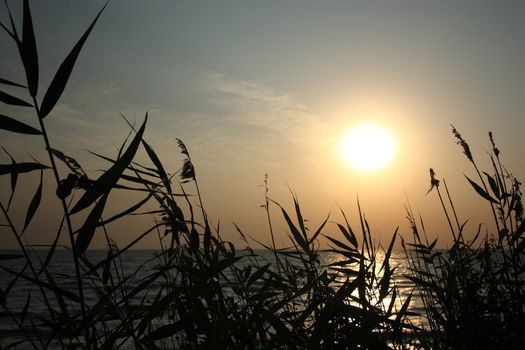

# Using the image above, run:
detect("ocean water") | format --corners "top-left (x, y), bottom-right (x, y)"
top-left (0, 249), bottom-right (420, 348)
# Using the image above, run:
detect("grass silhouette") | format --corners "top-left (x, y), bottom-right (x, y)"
top-left (404, 128), bottom-right (525, 350)
top-left (1, 2), bottom-right (524, 349)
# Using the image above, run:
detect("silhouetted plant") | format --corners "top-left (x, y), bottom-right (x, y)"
top-left (0, 2), bottom-right (414, 349)
top-left (404, 127), bottom-right (525, 350)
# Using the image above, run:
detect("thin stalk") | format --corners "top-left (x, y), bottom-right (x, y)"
top-left (490, 155), bottom-right (512, 230)
top-left (32, 96), bottom-right (91, 349)
top-left (492, 147), bottom-right (510, 218)
top-left (443, 179), bottom-right (461, 232)
top-left (471, 161), bottom-right (501, 233)
top-left (263, 174), bottom-right (282, 275)
top-left (435, 186), bottom-right (456, 242)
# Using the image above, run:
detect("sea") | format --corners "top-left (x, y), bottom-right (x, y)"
top-left (0, 249), bottom-right (421, 348)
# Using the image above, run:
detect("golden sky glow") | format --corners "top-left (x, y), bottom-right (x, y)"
top-left (0, 1), bottom-right (524, 249)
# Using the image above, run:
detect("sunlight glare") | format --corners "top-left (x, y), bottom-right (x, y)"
top-left (340, 123), bottom-right (396, 172)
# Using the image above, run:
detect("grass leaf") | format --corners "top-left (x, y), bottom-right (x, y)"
top-left (395, 292), bottom-right (412, 324)
top-left (1, 147), bottom-right (18, 209)
top-left (99, 193), bottom-right (152, 226)
top-left (0, 77), bottom-right (27, 89)
top-left (89, 150), bottom-right (160, 178)
top-left (484, 172), bottom-right (501, 200)
top-left (0, 162), bottom-right (49, 175)
top-left (142, 140), bottom-right (171, 193)
top-left (382, 228), bottom-right (398, 270)
top-left (21, 0), bottom-right (38, 97)
top-left (20, 293), bottom-right (31, 324)
top-left (0, 114), bottom-right (41, 134)
top-left (308, 213), bottom-right (329, 245)
top-left (339, 208), bottom-right (358, 247)
top-left (0, 90), bottom-right (33, 107)
top-left (279, 205), bottom-right (308, 252)
top-left (39, 1), bottom-right (109, 118)
top-left (324, 235), bottom-right (355, 253)
top-left (74, 193), bottom-right (109, 255)
top-left (465, 175), bottom-right (499, 204)
top-left (3, 0), bottom-right (20, 42)
top-left (70, 114), bottom-right (147, 214)
top-left (22, 169), bottom-right (43, 233)
top-left (336, 223), bottom-right (358, 248)
top-left (0, 254), bottom-right (24, 260)
top-left (39, 215), bottom-right (65, 275)
top-left (292, 194), bottom-right (308, 241)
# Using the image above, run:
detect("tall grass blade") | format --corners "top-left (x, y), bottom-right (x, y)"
top-left (0, 114), bottom-right (41, 134)
top-left (395, 292), bottom-right (412, 324)
top-left (308, 213), bottom-right (329, 245)
top-left (292, 194), bottom-right (308, 241)
top-left (39, 1), bottom-right (109, 118)
top-left (0, 162), bottom-right (49, 175)
top-left (0, 77), bottom-right (26, 88)
top-left (20, 293), bottom-right (31, 324)
top-left (0, 254), bottom-right (24, 260)
top-left (22, 169), bottom-right (43, 233)
top-left (1, 147), bottom-right (18, 209)
top-left (0, 90), bottom-right (33, 107)
top-left (324, 235), bottom-right (355, 253)
top-left (70, 115), bottom-right (146, 214)
top-left (39, 215), bottom-right (65, 274)
top-left (465, 175), bottom-right (499, 204)
top-left (99, 193), bottom-right (153, 226)
top-left (338, 209), bottom-right (358, 247)
top-left (0, 18), bottom-right (15, 39)
top-left (279, 205), bottom-right (308, 252)
top-left (2, 0), bottom-right (19, 39)
top-left (335, 223), bottom-right (357, 248)
top-left (119, 174), bottom-right (158, 187)
top-left (88, 150), bottom-right (160, 178)
top-left (101, 249), bottom-right (112, 285)
top-left (74, 193), bottom-right (109, 255)
top-left (382, 228), bottom-right (398, 270)
top-left (21, 0), bottom-right (38, 97)
top-left (484, 172), bottom-right (501, 200)
top-left (142, 140), bottom-right (171, 193)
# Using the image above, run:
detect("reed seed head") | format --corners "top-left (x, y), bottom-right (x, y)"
top-left (427, 168), bottom-right (440, 194)
top-left (451, 125), bottom-right (473, 162)
top-left (489, 131), bottom-right (500, 158)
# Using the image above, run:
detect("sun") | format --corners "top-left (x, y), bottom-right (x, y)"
top-left (340, 123), bottom-right (396, 172)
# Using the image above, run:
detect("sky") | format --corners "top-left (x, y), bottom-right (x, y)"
top-left (1, 0), bottom-right (524, 250)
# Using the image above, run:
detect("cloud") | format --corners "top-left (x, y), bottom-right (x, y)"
top-left (205, 72), bottom-right (306, 111)
top-left (202, 71), bottom-right (323, 145)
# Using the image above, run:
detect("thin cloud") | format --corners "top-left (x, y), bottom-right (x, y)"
top-left (203, 71), bottom-right (323, 145)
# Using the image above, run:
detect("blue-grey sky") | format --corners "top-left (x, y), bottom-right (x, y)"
top-left (1, 0), bottom-right (524, 248)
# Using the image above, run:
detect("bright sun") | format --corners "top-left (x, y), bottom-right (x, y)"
top-left (340, 123), bottom-right (396, 172)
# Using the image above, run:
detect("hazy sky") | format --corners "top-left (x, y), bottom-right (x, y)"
top-left (1, 0), bottom-right (524, 249)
